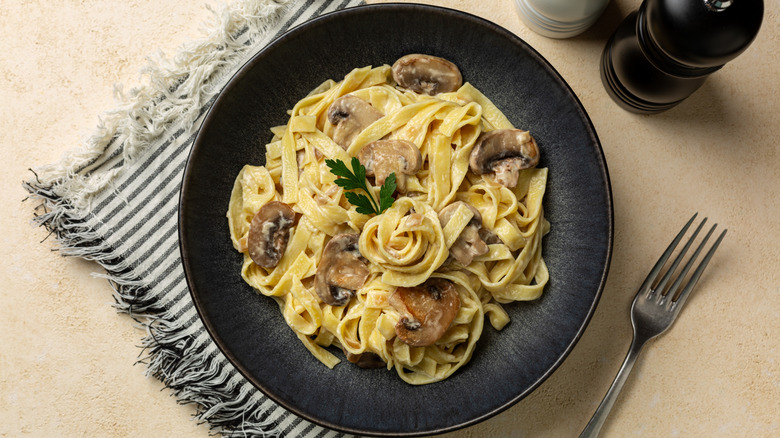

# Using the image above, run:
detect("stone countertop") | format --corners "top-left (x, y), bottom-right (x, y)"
top-left (2, 0), bottom-right (778, 436)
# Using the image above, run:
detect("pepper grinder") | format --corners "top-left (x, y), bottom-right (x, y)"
top-left (601, 0), bottom-right (764, 114)
top-left (515, 0), bottom-right (610, 39)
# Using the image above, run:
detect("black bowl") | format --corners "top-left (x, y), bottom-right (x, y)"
top-left (180, 3), bottom-right (612, 436)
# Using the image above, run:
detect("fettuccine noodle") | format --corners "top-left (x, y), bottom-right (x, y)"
top-left (227, 59), bottom-right (550, 384)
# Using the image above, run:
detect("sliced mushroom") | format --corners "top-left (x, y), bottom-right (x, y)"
top-left (357, 139), bottom-right (422, 193)
top-left (315, 184), bottom-right (340, 206)
top-left (247, 201), bottom-right (296, 268)
top-left (327, 94), bottom-right (383, 149)
top-left (479, 227), bottom-right (503, 245)
top-left (314, 233), bottom-right (370, 306)
top-left (389, 278), bottom-right (461, 347)
top-left (469, 129), bottom-right (540, 188)
top-left (392, 54), bottom-right (463, 96)
top-left (438, 201), bottom-right (489, 266)
top-left (344, 349), bottom-right (386, 369)
top-left (296, 149), bottom-right (306, 176)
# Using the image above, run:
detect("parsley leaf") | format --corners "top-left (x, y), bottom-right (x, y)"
top-left (345, 192), bottom-right (376, 216)
top-left (326, 157), bottom-right (396, 215)
top-left (378, 172), bottom-right (397, 214)
top-left (327, 158), bottom-right (362, 191)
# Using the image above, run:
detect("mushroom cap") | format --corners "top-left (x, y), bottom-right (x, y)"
top-left (438, 201), bottom-right (489, 266)
top-left (344, 350), bottom-right (386, 369)
top-left (479, 227), bottom-right (503, 245)
top-left (314, 233), bottom-right (370, 306)
top-left (391, 54), bottom-right (463, 96)
top-left (247, 201), bottom-right (296, 268)
top-left (358, 139), bottom-right (422, 193)
top-left (327, 94), bottom-right (383, 149)
top-left (438, 201), bottom-right (482, 228)
top-left (389, 278), bottom-right (461, 347)
top-left (468, 129), bottom-right (540, 188)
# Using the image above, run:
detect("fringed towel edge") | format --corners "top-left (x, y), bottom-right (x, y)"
top-left (24, 0), bottom-right (294, 216)
top-left (21, 1), bottom-right (323, 437)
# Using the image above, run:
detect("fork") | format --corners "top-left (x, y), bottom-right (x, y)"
top-left (579, 213), bottom-right (727, 438)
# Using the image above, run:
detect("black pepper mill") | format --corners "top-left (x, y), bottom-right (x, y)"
top-left (601, 0), bottom-right (764, 114)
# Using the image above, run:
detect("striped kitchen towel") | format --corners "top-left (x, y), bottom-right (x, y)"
top-left (23, 1), bottom-right (363, 436)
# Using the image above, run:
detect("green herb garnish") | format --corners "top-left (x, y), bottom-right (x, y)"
top-left (326, 157), bottom-right (396, 215)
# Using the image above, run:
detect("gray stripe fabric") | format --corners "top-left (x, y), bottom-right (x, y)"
top-left (24, 1), bottom-right (365, 436)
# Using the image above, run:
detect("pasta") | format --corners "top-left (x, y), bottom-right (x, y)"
top-left (227, 55), bottom-right (550, 384)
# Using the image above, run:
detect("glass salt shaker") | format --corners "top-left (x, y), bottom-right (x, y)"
top-left (515, 0), bottom-right (611, 39)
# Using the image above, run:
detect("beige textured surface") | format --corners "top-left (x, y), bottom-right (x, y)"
top-left (2, 0), bottom-right (778, 436)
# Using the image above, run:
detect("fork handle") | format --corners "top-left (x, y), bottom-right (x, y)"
top-left (579, 335), bottom-right (648, 438)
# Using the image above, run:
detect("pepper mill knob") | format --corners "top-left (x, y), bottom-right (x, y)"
top-left (705, 0), bottom-right (734, 11)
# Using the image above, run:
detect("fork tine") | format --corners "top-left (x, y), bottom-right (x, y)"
top-left (654, 217), bottom-right (707, 298)
top-left (670, 227), bottom-right (727, 310)
top-left (665, 223), bottom-right (716, 303)
top-left (639, 213), bottom-right (698, 295)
